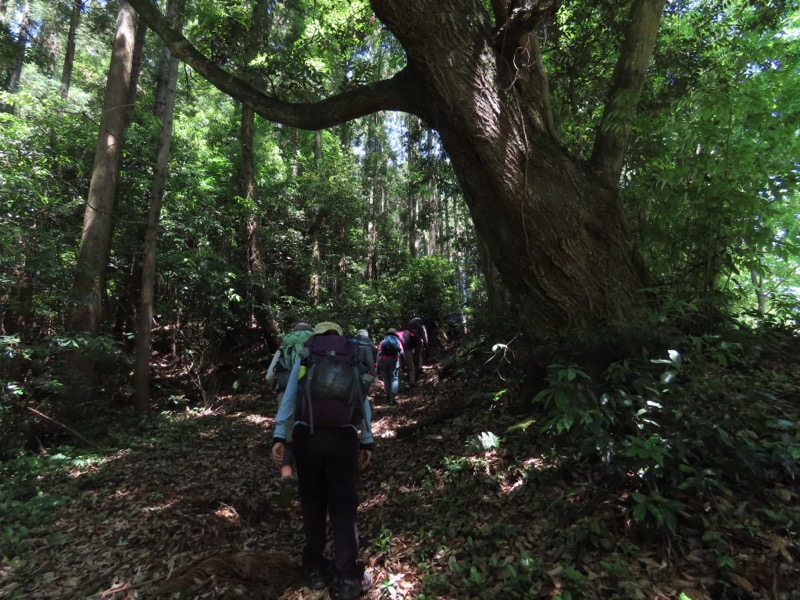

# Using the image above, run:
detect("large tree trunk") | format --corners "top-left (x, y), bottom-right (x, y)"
top-left (128, 0), bottom-right (666, 336)
top-left (134, 0), bottom-right (184, 414)
top-left (370, 0), bottom-right (662, 333)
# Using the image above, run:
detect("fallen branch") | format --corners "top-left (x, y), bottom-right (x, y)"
top-left (26, 406), bottom-right (94, 447)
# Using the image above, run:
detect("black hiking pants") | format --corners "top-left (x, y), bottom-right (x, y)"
top-left (293, 424), bottom-right (362, 580)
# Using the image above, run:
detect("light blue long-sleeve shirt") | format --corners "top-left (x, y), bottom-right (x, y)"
top-left (273, 352), bottom-right (374, 446)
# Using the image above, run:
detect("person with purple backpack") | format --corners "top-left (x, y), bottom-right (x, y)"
top-left (271, 321), bottom-right (374, 599)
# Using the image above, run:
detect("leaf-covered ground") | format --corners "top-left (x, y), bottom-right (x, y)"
top-left (2, 342), bottom-right (799, 600)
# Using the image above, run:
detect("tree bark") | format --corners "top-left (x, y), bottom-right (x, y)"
top-left (128, 0), bottom-right (666, 336)
top-left (407, 114), bottom-right (420, 259)
top-left (69, 1), bottom-right (138, 336)
top-left (589, 0), bottom-right (666, 188)
top-left (2, 0), bottom-right (28, 106)
top-left (60, 0), bottom-right (84, 99)
top-left (134, 0), bottom-right (184, 414)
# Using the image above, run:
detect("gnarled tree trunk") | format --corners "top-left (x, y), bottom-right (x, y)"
top-left (128, 0), bottom-right (666, 337)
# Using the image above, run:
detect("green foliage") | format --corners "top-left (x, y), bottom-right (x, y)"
top-left (0, 449), bottom-right (99, 559)
top-left (0, 86), bottom-right (93, 336)
top-left (385, 255), bottom-right (461, 324)
top-left (416, 523), bottom-right (544, 599)
top-left (524, 363), bottom-right (612, 446)
top-left (627, 1), bottom-right (800, 319)
top-left (464, 431), bottom-right (501, 455)
top-left (1, 333), bottom-right (128, 400)
top-left (514, 323), bottom-right (800, 537)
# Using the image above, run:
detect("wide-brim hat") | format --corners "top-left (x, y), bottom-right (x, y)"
top-left (313, 321), bottom-right (343, 336)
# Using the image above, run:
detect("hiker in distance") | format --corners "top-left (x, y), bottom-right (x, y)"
top-left (265, 322), bottom-right (314, 507)
top-left (376, 328), bottom-right (404, 405)
top-left (271, 321), bottom-right (375, 599)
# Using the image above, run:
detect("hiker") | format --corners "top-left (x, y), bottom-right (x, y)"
top-left (271, 321), bottom-right (374, 599)
top-left (396, 328), bottom-right (416, 385)
top-left (407, 316), bottom-right (428, 372)
top-left (265, 322), bottom-right (314, 506)
top-left (353, 329), bottom-right (377, 381)
top-left (446, 310), bottom-right (466, 340)
top-left (376, 328), bottom-right (404, 404)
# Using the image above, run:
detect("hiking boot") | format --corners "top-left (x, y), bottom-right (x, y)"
top-left (336, 570), bottom-right (373, 599)
top-left (305, 567), bottom-right (327, 591)
top-left (277, 475), bottom-right (297, 508)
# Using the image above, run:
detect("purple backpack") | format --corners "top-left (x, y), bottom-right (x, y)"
top-left (299, 335), bottom-right (365, 428)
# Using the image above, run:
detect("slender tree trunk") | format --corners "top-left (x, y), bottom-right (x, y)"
top-left (751, 270), bottom-right (767, 314)
top-left (428, 189), bottom-right (437, 256)
top-left (310, 237), bottom-right (322, 305)
top-left (14, 263), bottom-right (33, 335)
top-left (67, 2), bottom-right (138, 396)
top-left (444, 194), bottom-right (451, 263)
top-left (240, 103), bottom-right (281, 345)
top-left (309, 131), bottom-right (323, 303)
top-left (69, 1), bottom-right (137, 336)
top-left (134, 0), bottom-right (184, 414)
top-left (60, 0), bottom-right (83, 99)
top-left (407, 115), bottom-right (420, 258)
top-left (241, 106), bottom-right (261, 275)
top-left (364, 112), bottom-right (382, 279)
top-left (109, 18), bottom-right (147, 338)
top-left (366, 184), bottom-right (378, 280)
top-left (454, 203), bottom-right (463, 300)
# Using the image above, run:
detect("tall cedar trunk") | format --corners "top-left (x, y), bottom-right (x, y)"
top-left (365, 112), bottom-right (381, 279)
top-left (424, 127), bottom-right (436, 256)
top-left (241, 103), bottom-right (281, 345)
top-left (309, 130), bottom-right (323, 304)
top-left (241, 106), bottom-right (261, 276)
top-left (407, 115), bottom-right (419, 258)
top-left (110, 18), bottom-right (148, 339)
top-left (366, 184), bottom-right (378, 280)
top-left (60, 0), bottom-right (83, 99)
top-left (428, 189), bottom-right (437, 255)
top-left (128, 0), bottom-right (666, 336)
top-left (134, 0), bottom-right (184, 414)
top-left (454, 203), bottom-right (463, 300)
top-left (69, 1), bottom-right (137, 336)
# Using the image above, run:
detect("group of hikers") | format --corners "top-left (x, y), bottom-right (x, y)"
top-left (264, 317), bottom-right (430, 599)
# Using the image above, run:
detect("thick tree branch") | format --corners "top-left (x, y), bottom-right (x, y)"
top-left (127, 0), bottom-right (426, 129)
top-left (589, 0), bottom-right (666, 188)
top-left (491, 0), bottom-right (558, 53)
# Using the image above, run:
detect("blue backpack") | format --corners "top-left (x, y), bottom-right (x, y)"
top-left (380, 334), bottom-right (401, 357)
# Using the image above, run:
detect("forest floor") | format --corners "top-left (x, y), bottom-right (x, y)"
top-left (2, 339), bottom-right (800, 600)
